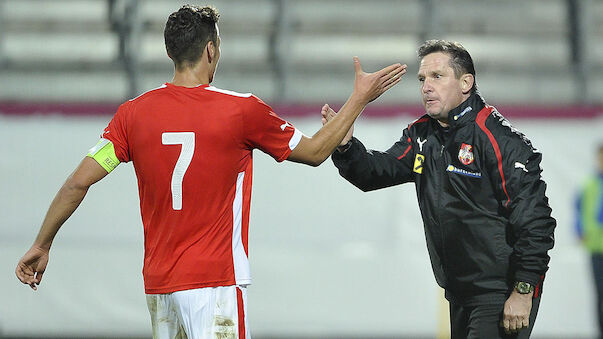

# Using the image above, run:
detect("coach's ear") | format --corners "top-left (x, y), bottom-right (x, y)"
top-left (460, 73), bottom-right (474, 94)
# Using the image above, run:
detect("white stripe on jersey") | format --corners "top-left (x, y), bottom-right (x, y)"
top-left (205, 86), bottom-right (253, 98)
top-left (289, 128), bottom-right (303, 151)
top-left (232, 172), bottom-right (251, 285)
top-left (129, 84), bottom-right (167, 101)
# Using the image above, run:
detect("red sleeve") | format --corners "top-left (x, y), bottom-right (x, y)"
top-left (101, 101), bottom-right (131, 162)
top-left (242, 95), bottom-right (301, 162)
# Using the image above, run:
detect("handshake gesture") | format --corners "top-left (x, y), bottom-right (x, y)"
top-left (319, 56), bottom-right (406, 147)
top-left (287, 56), bottom-right (406, 165)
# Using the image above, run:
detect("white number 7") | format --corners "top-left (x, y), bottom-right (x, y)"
top-left (162, 132), bottom-right (195, 210)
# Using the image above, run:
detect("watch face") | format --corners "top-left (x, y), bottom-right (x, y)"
top-left (516, 282), bottom-right (531, 294)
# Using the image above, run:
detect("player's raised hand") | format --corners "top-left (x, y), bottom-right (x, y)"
top-left (321, 104), bottom-right (353, 146)
top-left (352, 57), bottom-right (407, 104)
top-left (16, 246), bottom-right (49, 291)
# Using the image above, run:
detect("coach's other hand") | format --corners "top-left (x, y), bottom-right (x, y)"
top-left (500, 290), bottom-right (533, 334)
top-left (321, 104), bottom-right (354, 146)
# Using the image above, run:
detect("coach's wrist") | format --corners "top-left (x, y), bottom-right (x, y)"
top-left (336, 139), bottom-right (353, 153)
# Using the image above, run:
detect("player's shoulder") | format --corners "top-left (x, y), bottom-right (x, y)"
top-left (205, 86), bottom-right (271, 113)
top-left (105, 84), bottom-right (169, 120)
top-left (128, 84), bottom-right (169, 103)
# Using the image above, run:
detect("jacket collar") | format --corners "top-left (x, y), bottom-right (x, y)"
top-left (444, 92), bottom-right (486, 129)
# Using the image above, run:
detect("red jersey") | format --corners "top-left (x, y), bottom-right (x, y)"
top-left (102, 83), bottom-right (301, 294)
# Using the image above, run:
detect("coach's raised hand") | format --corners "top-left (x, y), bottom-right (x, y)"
top-left (321, 104), bottom-right (354, 147)
top-left (352, 56), bottom-right (407, 104)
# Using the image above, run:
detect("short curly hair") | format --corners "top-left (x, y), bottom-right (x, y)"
top-left (164, 5), bottom-right (220, 70)
top-left (418, 39), bottom-right (477, 93)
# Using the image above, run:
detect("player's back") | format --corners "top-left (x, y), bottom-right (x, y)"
top-left (103, 83), bottom-right (298, 293)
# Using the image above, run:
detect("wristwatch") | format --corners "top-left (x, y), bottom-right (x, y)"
top-left (514, 281), bottom-right (534, 294)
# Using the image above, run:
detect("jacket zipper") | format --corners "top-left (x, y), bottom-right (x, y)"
top-left (436, 141), bottom-right (447, 275)
top-left (437, 128), bottom-right (454, 282)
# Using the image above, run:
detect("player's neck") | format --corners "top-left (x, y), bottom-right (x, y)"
top-left (171, 64), bottom-right (211, 88)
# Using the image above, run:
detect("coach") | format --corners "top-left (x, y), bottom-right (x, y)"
top-left (323, 40), bottom-right (555, 338)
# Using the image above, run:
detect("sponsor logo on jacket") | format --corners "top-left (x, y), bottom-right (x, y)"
top-left (446, 165), bottom-right (482, 178)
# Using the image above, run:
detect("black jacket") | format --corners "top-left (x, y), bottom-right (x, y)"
top-left (332, 93), bottom-right (555, 305)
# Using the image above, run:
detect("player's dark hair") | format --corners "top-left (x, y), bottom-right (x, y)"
top-left (164, 5), bottom-right (220, 70)
top-left (418, 39), bottom-right (477, 93)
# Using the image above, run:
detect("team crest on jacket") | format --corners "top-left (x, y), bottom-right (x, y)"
top-left (458, 143), bottom-right (474, 165)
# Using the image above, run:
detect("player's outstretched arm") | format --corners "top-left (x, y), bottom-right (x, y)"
top-left (287, 57), bottom-right (407, 166)
top-left (16, 157), bottom-right (108, 290)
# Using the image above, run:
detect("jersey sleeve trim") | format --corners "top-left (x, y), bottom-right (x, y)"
top-left (87, 138), bottom-right (120, 173)
top-left (289, 128), bottom-right (303, 151)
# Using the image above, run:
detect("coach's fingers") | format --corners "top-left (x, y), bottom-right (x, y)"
top-left (322, 104), bottom-right (338, 121)
top-left (502, 318), bottom-right (510, 334)
top-left (509, 317), bottom-right (518, 333)
top-left (522, 317), bottom-right (529, 329)
top-left (322, 104), bottom-right (335, 119)
top-left (320, 104), bottom-right (329, 118)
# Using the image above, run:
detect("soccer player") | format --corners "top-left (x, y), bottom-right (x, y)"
top-left (15, 5), bottom-right (406, 339)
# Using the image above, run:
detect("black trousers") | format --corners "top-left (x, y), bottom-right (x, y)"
top-left (592, 253), bottom-right (603, 336)
top-left (449, 296), bottom-right (541, 339)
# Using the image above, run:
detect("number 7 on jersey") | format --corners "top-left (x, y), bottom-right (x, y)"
top-left (162, 132), bottom-right (195, 210)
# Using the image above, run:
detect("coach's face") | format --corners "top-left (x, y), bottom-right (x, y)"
top-left (418, 52), bottom-right (472, 125)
